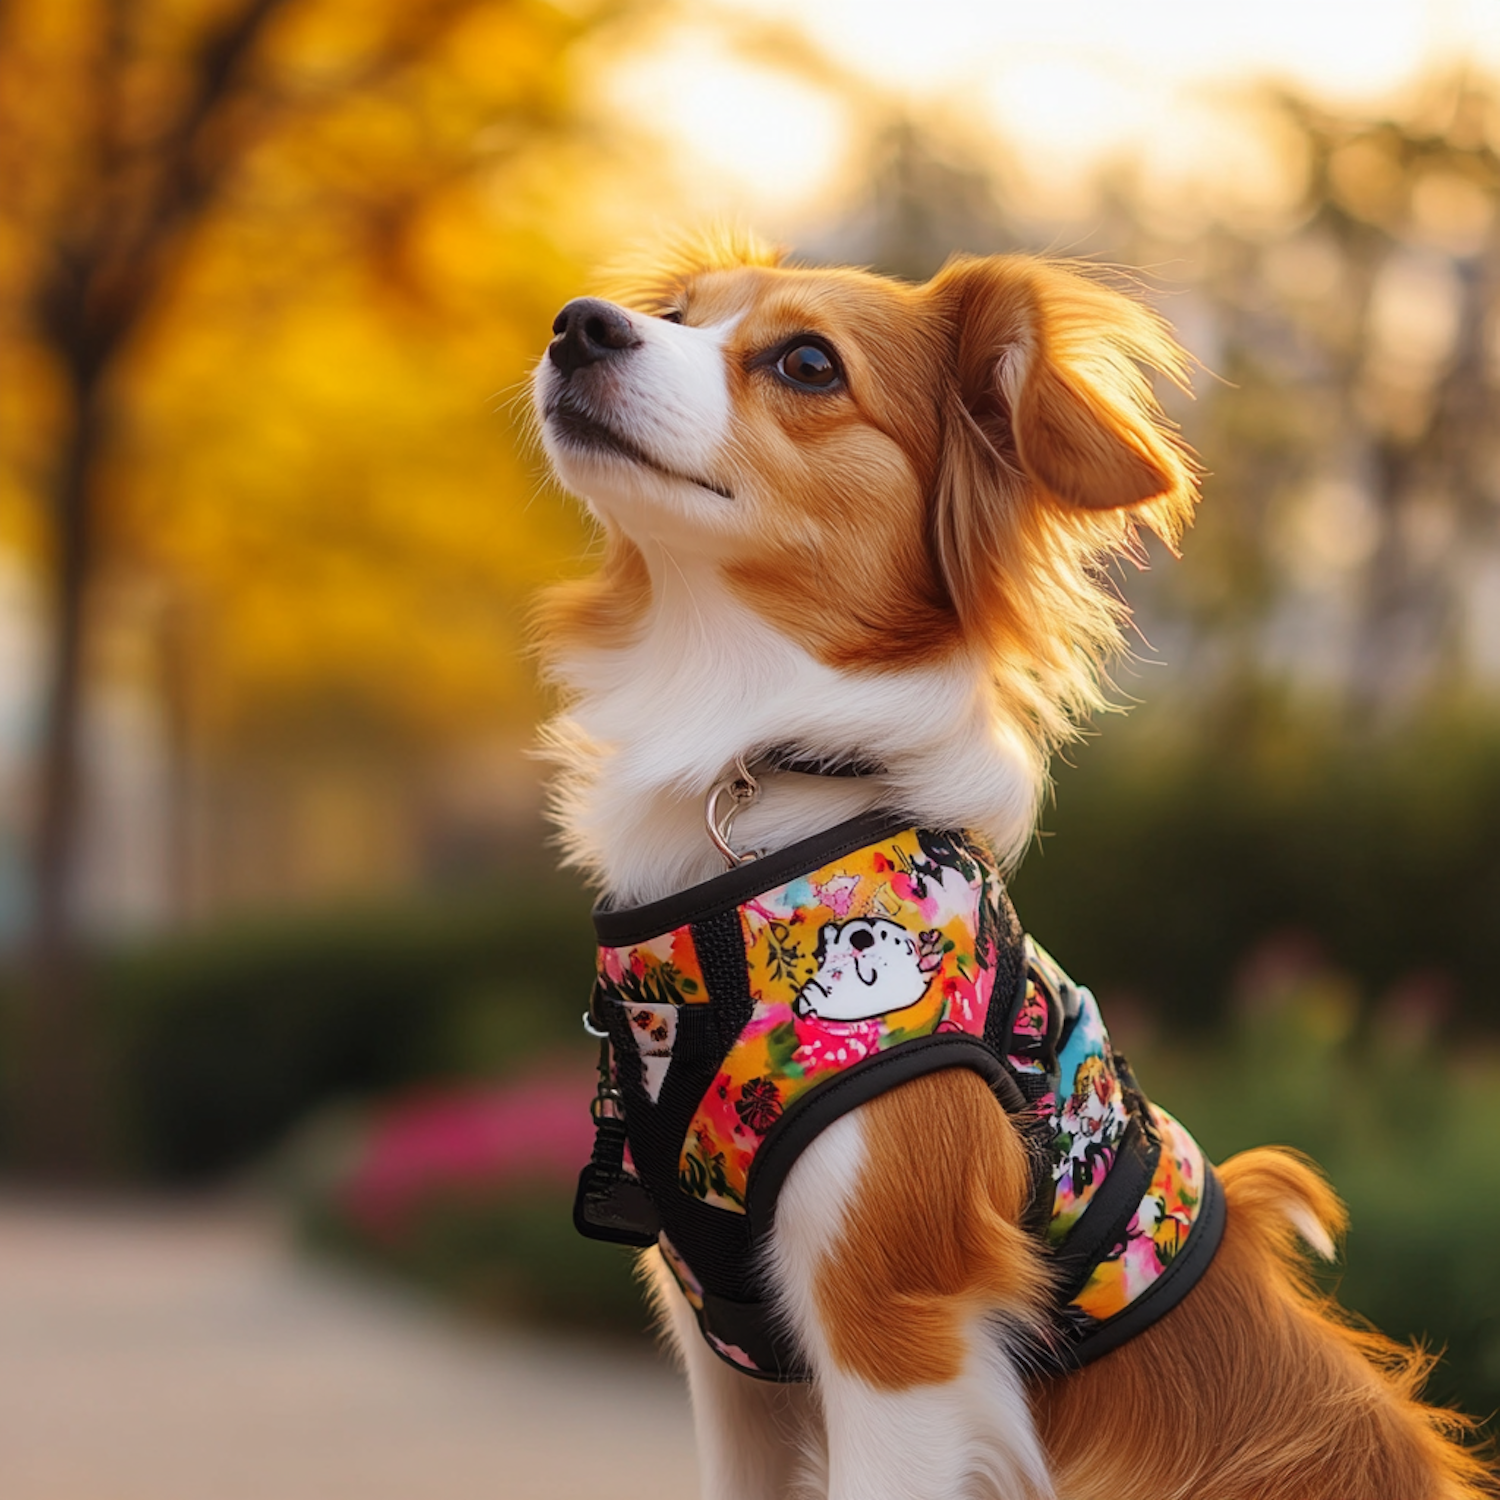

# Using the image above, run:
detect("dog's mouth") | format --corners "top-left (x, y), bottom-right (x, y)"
top-left (544, 399), bottom-right (734, 501)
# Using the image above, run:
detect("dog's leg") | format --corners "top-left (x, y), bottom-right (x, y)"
top-left (768, 1072), bottom-right (1054, 1500)
top-left (646, 1250), bottom-right (815, 1500)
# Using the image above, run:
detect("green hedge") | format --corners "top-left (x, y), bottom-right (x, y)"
top-left (1131, 991), bottom-right (1500, 1432)
top-left (95, 872), bottom-right (596, 1179)
top-left (1009, 701), bottom-right (1500, 1034)
top-left (290, 984), bottom-right (1500, 1434)
top-left (36, 701), bottom-right (1497, 1183)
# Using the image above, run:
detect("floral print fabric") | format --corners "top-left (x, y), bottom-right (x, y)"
top-left (1017, 942), bottom-right (1210, 1328)
top-left (597, 927), bottom-right (705, 1102)
top-left (680, 828), bottom-right (1005, 1211)
top-left (1029, 941), bottom-right (1132, 1242)
top-left (1072, 1107), bottom-right (1207, 1323)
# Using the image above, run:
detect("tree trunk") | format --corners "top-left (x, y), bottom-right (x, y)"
top-left (13, 378), bottom-right (105, 1177)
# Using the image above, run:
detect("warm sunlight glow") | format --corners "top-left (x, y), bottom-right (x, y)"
top-left (650, 0), bottom-right (1500, 223)
top-left (610, 31), bottom-right (847, 218)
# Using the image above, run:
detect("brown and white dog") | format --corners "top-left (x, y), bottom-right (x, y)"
top-left (531, 232), bottom-right (1491, 1500)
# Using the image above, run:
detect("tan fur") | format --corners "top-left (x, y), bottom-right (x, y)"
top-left (929, 257), bottom-right (1199, 748)
top-left (531, 527), bottom-right (651, 657)
top-left (594, 224), bottom-right (788, 315)
top-left (814, 1070), bottom-right (1050, 1389)
top-left (824, 1086), bottom-right (1493, 1496)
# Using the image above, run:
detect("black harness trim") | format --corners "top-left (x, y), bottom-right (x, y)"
top-left (594, 809), bottom-right (913, 948)
top-left (1055, 1162), bottom-right (1226, 1371)
top-left (746, 1034), bottom-right (1032, 1245)
top-left (1045, 1112), bottom-right (1160, 1304)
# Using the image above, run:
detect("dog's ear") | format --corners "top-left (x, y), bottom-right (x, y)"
top-left (923, 257), bottom-right (1201, 744)
top-left (932, 255), bottom-right (1198, 518)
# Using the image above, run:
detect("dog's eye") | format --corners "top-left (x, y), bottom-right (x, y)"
top-left (659, 309), bottom-right (684, 324)
top-left (775, 341), bottom-right (841, 390)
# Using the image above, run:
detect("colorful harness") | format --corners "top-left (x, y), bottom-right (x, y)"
top-left (574, 809), bottom-right (1224, 1380)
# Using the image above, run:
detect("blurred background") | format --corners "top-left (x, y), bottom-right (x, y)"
top-left (1, 0), bottom-right (1499, 1492)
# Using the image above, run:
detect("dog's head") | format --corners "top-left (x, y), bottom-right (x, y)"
top-left (533, 231), bottom-right (1199, 751)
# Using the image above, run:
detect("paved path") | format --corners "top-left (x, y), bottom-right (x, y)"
top-left (0, 1197), bottom-right (699, 1500)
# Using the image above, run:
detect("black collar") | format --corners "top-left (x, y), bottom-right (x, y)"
top-left (755, 745), bottom-right (886, 779)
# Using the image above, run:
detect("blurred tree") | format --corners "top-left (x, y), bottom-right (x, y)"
top-left (0, 0), bottom-right (651, 1173)
top-left (822, 115), bottom-right (1018, 282)
top-left (1124, 80), bottom-right (1500, 716)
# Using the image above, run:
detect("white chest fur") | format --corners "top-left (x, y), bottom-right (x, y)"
top-left (543, 543), bottom-right (1044, 905)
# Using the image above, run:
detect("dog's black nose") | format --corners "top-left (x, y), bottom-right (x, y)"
top-left (849, 928), bottom-right (875, 951)
top-left (548, 298), bottom-right (639, 378)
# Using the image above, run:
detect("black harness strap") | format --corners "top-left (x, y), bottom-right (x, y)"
top-left (745, 1033), bottom-right (1032, 1246)
top-left (1043, 1112), bottom-right (1161, 1305)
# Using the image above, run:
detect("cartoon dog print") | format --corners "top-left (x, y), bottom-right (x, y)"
top-left (793, 918), bottom-right (944, 1022)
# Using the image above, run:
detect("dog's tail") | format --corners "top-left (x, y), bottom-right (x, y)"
top-left (1221, 1144), bottom-right (1345, 1263)
top-left (1219, 1146), bottom-right (1498, 1499)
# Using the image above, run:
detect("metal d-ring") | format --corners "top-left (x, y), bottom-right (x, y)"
top-left (583, 1007), bottom-right (623, 1120)
top-left (705, 754), bottom-right (761, 868)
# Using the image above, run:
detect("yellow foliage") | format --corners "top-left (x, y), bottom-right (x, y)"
top-left (0, 0), bottom-right (654, 750)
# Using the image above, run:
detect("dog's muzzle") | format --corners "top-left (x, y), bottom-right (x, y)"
top-left (547, 297), bottom-right (640, 379)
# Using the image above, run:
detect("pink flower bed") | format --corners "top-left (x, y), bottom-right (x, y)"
top-left (341, 1067), bottom-right (595, 1239)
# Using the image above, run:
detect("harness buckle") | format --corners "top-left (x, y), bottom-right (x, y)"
top-left (705, 754), bottom-right (762, 868)
top-left (590, 1087), bottom-right (624, 1121)
top-left (575, 1001), bottom-right (659, 1247)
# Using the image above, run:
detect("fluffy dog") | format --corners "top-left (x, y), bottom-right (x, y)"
top-left (532, 231), bottom-right (1491, 1500)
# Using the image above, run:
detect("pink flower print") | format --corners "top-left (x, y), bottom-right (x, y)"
top-left (1013, 984), bottom-right (1047, 1040)
top-left (916, 929), bottom-right (944, 973)
top-left (889, 872), bottom-right (943, 924)
top-left (815, 874), bottom-right (861, 918)
top-left (707, 1334), bottom-right (763, 1373)
top-left (938, 966), bottom-right (982, 1029)
top-left (792, 1016), bottom-right (882, 1071)
top-left (1120, 1196), bottom-right (1173, 1280)
top-left (1007, 981), bottom-right (1050, 1074)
